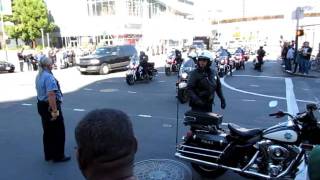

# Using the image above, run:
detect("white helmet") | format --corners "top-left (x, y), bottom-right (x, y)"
top-left (197, 50), bottom-right (213, 61)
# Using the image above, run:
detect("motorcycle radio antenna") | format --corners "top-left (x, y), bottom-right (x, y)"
top-left (175, 64), bottom-right (181, 146)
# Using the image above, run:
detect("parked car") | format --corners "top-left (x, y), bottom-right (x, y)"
top-left (0, 61), bottom-right (15, 73)
top-left (78, 45), bottom-right (137, 75)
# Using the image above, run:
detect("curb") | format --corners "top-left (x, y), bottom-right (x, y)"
top-left (282, 69), bottom-right (320, 78)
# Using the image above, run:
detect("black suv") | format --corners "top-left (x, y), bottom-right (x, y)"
top-left (78, 45), bottom-right (137, 75)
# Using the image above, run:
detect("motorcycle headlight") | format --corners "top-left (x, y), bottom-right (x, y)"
top-left (181, 72), bottom-right (188, 79)
top-left (89, 59), bottom-right (100, 64)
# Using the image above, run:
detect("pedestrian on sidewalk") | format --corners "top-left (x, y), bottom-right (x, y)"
top-left (281, 41), bottom-right (289, 66)
top-left (299, 41), bottom-right (313, 75)
top-left (75, 109), bottom-right (137, 180)
top-left (35, 56), bottom-right (70, 163)
top-left (286, 45), bottom-right (295, 71)
top-left (17, 48), bottom-right (24, 72)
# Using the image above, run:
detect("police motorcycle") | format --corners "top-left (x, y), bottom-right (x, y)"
top-left (175, 102), bottom-right (320, 179)
top-left (176, 54), bottom-right (197, 103)
top-left (165, 49), bottom-right (182, 76)
top-left (232, 48), bottom-right (246, 70)
top-left (215, 50), bottom-right (233, 77)
top-left (126, 53), bottom-right (157, 85)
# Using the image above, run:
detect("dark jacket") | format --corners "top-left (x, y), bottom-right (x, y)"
top-left (187, 67), bottom-right (224, 109)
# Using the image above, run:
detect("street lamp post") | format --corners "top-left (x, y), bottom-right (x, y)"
top-left (294, 7), bottom-right (303, 65)
top-left (0, 0), bottom-right (8, 61)
top-left (40, 28), bottom-right (44, 49)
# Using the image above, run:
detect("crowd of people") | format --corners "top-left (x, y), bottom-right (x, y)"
top-left (16, 47), bottom-right (91, 72)
top-left (281, 40), bottom-right (315, 75)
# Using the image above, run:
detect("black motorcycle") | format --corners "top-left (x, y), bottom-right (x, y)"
top-left (176, 57), bottom-right (196, 103)
top-left (165, 50), bottom-right (182, 76)
top-left (126, 56), bottom-right (157, 85)
top-left (176, 103), bottom-right (320, 179)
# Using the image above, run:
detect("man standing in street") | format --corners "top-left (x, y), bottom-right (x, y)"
top-left (17, 48), bottom-right (24, 72)
top-left (35, 56), bottom-right (70, 163)
top-left (187, 51), bottom-right (226, 112)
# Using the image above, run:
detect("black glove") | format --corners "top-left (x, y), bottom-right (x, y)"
top-left (221, 99), bottom-right (226, 109)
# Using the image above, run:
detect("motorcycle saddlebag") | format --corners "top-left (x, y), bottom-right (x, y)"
top-left (184, 110), bottom-right (223, 126)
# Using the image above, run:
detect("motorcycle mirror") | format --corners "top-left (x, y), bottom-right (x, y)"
top-left (268, 100), bottom-right (278, 108)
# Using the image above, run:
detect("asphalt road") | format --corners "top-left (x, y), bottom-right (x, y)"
top-left (0, 58), bottom-right (319, 180)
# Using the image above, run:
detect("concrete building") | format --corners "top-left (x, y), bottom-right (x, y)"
top-left (45, 0), bottom-right (197, 49)
top-left (200, 0), bottom-right (320, 55)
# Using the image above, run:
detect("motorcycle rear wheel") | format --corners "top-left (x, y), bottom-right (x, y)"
top-left (191, 163), bottom-right (227, 178)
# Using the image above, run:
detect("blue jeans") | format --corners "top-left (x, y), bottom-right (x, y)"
top-left (301, 59), bottom-right (310, 74)
top-left (298, 57), bottom-right (304, 73)
top-left (284, 58), bottom-right (292, 70)
top-left (305, 59), bottom-right (310, 74)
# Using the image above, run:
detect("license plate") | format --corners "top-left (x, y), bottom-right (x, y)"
top-left (5, 67), bottom-right (10, 70)
top-left (79, 68), bottom-right (86, 72)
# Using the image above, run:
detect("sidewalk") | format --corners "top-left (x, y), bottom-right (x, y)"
top-left (282, 65), bottom-right (320, 78)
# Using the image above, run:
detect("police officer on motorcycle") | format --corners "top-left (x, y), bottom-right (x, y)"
top-left (187, 51), bottom-right (226, 112)
top-left (139, 51), bottom-right (149, 77)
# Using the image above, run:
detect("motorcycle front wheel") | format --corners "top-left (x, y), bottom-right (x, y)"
top-left (165, 67), bottom-right (171, 76)
top-left (177, 89), bottom-right (189, 103)
top-left (126, 74), bottom-right (135, 85)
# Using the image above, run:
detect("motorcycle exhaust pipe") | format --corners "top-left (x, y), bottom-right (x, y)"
top-left (175, 152), bottom-right (272, 179)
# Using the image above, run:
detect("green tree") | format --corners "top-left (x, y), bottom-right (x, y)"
top-left (5, 0), bottom-right (55, 48)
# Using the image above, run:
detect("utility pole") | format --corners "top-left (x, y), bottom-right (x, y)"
top-left (40, 28), bottom-right (45, 49)
top-left (0, 0), bottom-right (8, 61)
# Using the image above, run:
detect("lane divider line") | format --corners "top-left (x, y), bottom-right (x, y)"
top-left (241, 99), bottom-right (257, 102)
top-left (21, 103), bottom-right (32, 106)
top-left (138, 114), bottom-right (152, 118)
top-left (73, 109), bottom-right (86, 112)
top-left (285, 78), bottom-right (299, 119)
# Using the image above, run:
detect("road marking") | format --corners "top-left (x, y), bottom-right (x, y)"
top-left (128, 91), bottom-right (137, 94)
top-left (158, 81), bottom-right (166, 83)
top-left (241, 99), bottom-right (257, 102)
top-left (250, 85), bottom-right (260, 87)
top-left (73, 109), bottom-right (86, 112)
top-left (233, 75), bottom-right (284, 79)
top-left (285, 78), bottom-right (299, 119)
top-left (221, 76), bottom-right (316, 104)
top-left (302, 88), bottom-right (310, 91)
top-left (162, 124), bottom-right (173, 128)
top-left (158, 72), bottom-right (165, 74)
top-left (83, 88), bottom-right (93, 91)
top-left (99, 89), bottom-right (119, 93)
top-left (21, 103), bottom-right (32, 106)
top-left (221, 77), bottom-right (286, 100)
top-left (138, 114), bottom-right (152, 118)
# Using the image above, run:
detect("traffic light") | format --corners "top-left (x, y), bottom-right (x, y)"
top-left (296, 29), bottom-right (304, 36)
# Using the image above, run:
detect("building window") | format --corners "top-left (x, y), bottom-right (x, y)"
top-left (87, 0), bottom-right (115, 16)
top-left (127, 0), bottom-right (143, 17)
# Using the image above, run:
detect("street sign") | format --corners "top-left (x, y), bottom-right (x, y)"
top-left (292, 7), bottom-right (304, 20)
